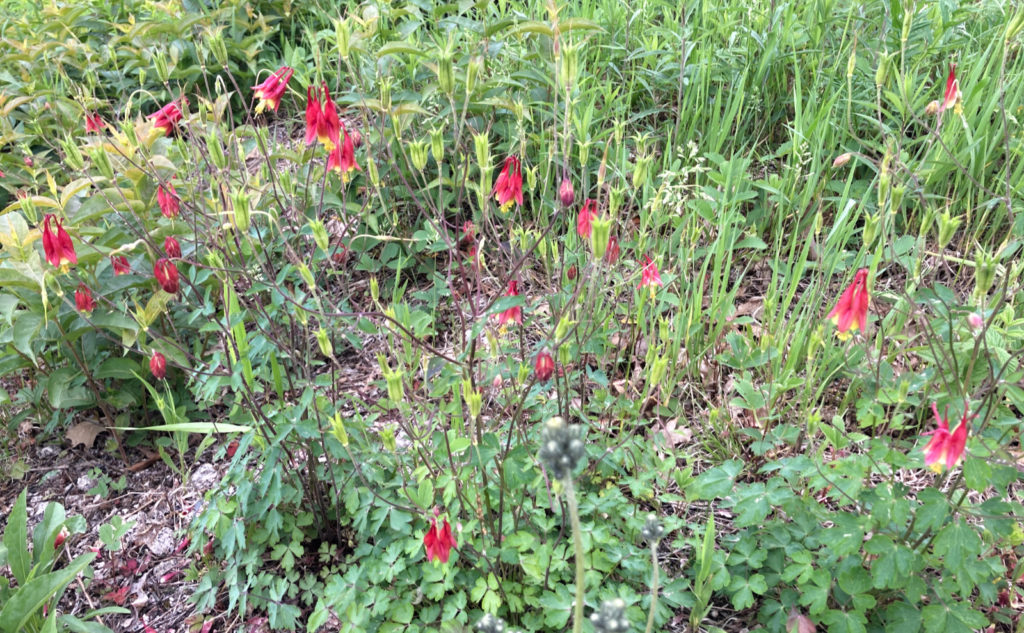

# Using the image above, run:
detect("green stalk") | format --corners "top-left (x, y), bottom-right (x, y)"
top-left (565, 477), bottom-right (585, 633)
top-left (644, 541), bottom-right (660, 633)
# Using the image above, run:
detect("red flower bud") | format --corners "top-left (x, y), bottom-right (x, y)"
top-left (164, 236), bottom-right (181, 259)
top-left (226, 440), bottom-right (239, 458)
top-left (535, 348), bottom-right (555, 382)
top-left (54, 528), bottom-right (68, 549)
top-left (567, 265), bottom-right (577, 281)
top-left (153, 257), bottom-right (179, 294)
top-left (150, 351), bottom-right (167, 380)
top-left (559, 177), bottom-right (574, 207)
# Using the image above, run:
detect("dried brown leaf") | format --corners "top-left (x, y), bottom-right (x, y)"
top-left (67, 421), bottom-right (105, 448)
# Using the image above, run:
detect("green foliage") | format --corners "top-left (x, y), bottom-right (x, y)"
top-left (2, 0), bottom-right (1023, 630)
top-left (0, 489), bottom-right (127, 633)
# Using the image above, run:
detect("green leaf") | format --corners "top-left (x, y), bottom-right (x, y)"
top-left (12, 312), bottom-right (42, 362)
top-left (921, 603), bottom-right (988, 633)
top-left (47, 367), bottom-right (93, 409)
top-left (3, 489), bottom-right (29, 585)
top-left (820, 609), bottom-right (867, 633)
top-left (933, 520), bottom-right (982, 572)
top-left (688, 460), bottom-right (743, 500)
top-left (0, 552), bottom-right (96, 632)
top-left (883, 602), bottom-right (921, 632)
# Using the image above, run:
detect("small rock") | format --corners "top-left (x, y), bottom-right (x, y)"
top-left (189, 463), bottom-right (219, 491)
top-left (77, 474), bottom-right (96, 492)
top-left (38, 445), bottom-right (59, 459)
top-left (145, 527), bottom-right (176, 557)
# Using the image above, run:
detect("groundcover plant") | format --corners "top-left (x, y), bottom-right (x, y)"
top-left (1, 0), bottom-right (1023, 632)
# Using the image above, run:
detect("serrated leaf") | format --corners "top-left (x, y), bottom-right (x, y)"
top-left (688, 460), bottom-right (743, 500)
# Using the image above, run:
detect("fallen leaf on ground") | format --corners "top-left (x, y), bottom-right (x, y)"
top-left (67, 421), bottom-right (105, 448)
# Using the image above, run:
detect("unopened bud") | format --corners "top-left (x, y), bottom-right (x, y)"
top-left (335, 18), bottom-right (351, 60)
top-left (430, 127), bottom-right (445, 164)
top-left (863, 212), bottom-right (880, 247)
top-left (937, 210), bottom-right (960, 249)
top-left (463, 380), bottom-right (482, 419)
top-left (590, 217), bottom-right (612, 260)
top-left (316, 327), bottom-right (333, 357)
top-left (832, 152), bottom-right (852, 168)
top-left (331, 412), bottom-right (349, 446)
top-left (559, 177), bottom-right (575, 207)
top-left (967, 312), bottom-right (984, 331)
top-left (437, 54), bottom-right (454, 95)
top-left (554, 314), bottom-right (573, 342)
top-left (309, 219), bottom-right (329, 253)
top-left (409, 140), bottom-right (429, 171)
top-left (925, 100), bottom-right (940, 117)
top-left (535, 348), bottom-right (555, 382)
top-left (974, 248), bottom-right (997, 298)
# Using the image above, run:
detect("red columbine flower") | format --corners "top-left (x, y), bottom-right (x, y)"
top-left (304, 83), bottom-right (341, 150)
top-left (157, 182), bottom-right (180, 219)
top-left (535, 348), bottom-right (555, 382)
top-left (111, 255), bottom-right (130, 275)
top-left (559, 176), bottom-right (575, 207)
top-left (496, 280), bottom-right (523, 326)
top-left (252, 66), bottom-right (294, 115)
top-left (492, 156), bottom-right (523, 213)
top-left (150, 351), bottom-right (167, 380)
top-left (922, 403), bottom-right (970, 472)
top-left (826, 268), bottom-right (870, 340)
top-left (327, 125), bottom-right (361, 181)
top-left (577, 199), bottom-right (598, 238)
top-left (85, 112), bottom-right (105, 133)
top-left (149, 99), bottom-right (184, 137)
top-left (75, 283), bottom-right (95, 314)
top-left (153, 258), bottom-right (179, 294)
top-left (41, 214), bottom-right (77, 271)
top-left (423, 517), bottom-right (456, 564)
top-left (639, 255), bottom-right (663, 297)
top-left (605, 235), bottom-right (620, 264)
top-left (939, 63), bottom-right (961, 114)
top-left (164, 236), bottom-right (181, 259)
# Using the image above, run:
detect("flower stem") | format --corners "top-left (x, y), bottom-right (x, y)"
top-left (645, 541), bottom-right (660, 633)
top-left (565, 477), bottom-right (585, 633)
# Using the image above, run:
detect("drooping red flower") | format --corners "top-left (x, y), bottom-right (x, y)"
top-left (559, 176), bottom-right (575, 207)
top-left (304, 83), bottom-right (342, 150)
top-left (157, 182), bottom-right (180, 219)
top-left (605, 235), bottom-right (620, 265)
top-left (164, 236), bottom-right (181, 258)
top-left (535, 348), bottom-right (555, 382)
top-left (252, 66), bottom-right (294, 114)
top-left (327, 124), bottom-right (361, 181)
top-left (85, 112), bottom-right (106, 133)
top-left (75, 283), bottom-right (95, 314)
top-left (639, 255), bottom-right (663, 297)
top-left (577, 199), bottom-right (598, 238)
top-left (153, 257), bottom-right (179, 294)
top-left (923, 403), bottom-right (970, 472)
top-left (149, 99), bottom-right (184, 136)
top-left (423, 517), bottom-right (456, 564)
top-left (41, 214), bottom-right (77, 271)
top-left (496, 280), bottom-right (523, 326)
top-left (111, 255), bottom-right (131, 275)
top-left (150, 351), bottom-right (167, 380)
top-left (939, 63), bottom-right (960, 114)
top-left (491, 156), bottom-right (523, 212)
top-left (826, 268), bottom-right (870, 340)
